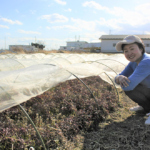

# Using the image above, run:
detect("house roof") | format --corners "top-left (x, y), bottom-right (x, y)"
top-left (99, 35), bottom-right (150, 40)
top-left (67, 41), bottom-right (88, 43)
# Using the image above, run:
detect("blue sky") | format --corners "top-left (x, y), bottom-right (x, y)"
top-left (0, 0), bottom-right (150, 50)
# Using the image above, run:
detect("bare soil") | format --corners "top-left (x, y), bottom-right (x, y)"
top-left (82, 91), bottom-right (150, 150)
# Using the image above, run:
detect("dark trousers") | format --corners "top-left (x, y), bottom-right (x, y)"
top-left (125, 84), bottom-right (150, 113)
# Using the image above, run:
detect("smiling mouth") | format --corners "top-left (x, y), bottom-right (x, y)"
top-left (129, 56), bottom-right (134, 59)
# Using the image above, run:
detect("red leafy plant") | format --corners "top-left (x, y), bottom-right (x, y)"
top-left (0, 76), bottom-right (119, 149)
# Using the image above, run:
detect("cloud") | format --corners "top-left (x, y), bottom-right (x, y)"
top-left (83, 1), bottom-right (150, 27)
top-left (71, 18), bottom-right (96, 31)
top-left (64, 8), bottom-right (72, 12)
top-left (18, 29), bottom-right (41, 35)
top-left (0, 18), bottom-right (23, 25)
top-left (82, 31), bottom-right (106, 42)
top-left (0, 25), bottom-right (9, 29)
top-left (135, 3), bottom-right (150, 15)
top-left (30, 10), bottom-right (37, 14)
top-left (110, 6), bottom-right (150, 26)
top-left (54, 0), bottom-right (66, 5)
top-left (47, 25), bottom-right (79, 31)
top-left (97, 18), bottom-right (122, 30)
top-left (46, 18), bottom-right (104, 32)
top-left (46, 18), bottom-right (97, 32)
top-left (41, 13), bottom-right (68, 23)
top-left (82, 1), bottom-right (109, 11)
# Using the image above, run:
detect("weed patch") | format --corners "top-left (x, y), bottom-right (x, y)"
top-left (0, 76), bottom-right (119, 149)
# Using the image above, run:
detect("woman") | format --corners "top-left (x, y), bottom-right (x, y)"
top-left (115, 35), bottom-right (150, 125)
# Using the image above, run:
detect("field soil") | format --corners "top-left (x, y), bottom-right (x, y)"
top-left (82, 92), bottom-right (150, 150)
top-left (1, 76), bottom-right (150, 150)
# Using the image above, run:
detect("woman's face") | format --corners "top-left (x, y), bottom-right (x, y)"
top-left (123, 43), bottom-right (143, 64)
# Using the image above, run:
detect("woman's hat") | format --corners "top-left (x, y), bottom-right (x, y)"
top-left (116, 35), bottom-right (144, 51)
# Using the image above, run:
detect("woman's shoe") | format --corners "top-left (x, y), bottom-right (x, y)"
top-left (130, 105), bottom-right (144, 112)
top-left (145, 113), bottom-right (150, 125)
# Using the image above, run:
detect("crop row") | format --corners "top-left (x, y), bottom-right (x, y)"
top-left (0, 76), bottom-right (119, 149)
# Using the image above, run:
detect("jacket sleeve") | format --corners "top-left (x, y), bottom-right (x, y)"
top-left (119, 62), bottom-right (134, 77)
top-left (122, 60), bottom-right (150, 91)
top-left (114, 62), bottom-right (133, 84)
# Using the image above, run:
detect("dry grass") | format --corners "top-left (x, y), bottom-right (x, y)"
top-left (1, 47), bottom-right (122, 55)
top-left (82, 90), bottom-right (150, 150)
top-left (44, 89), bottom-right (150, 150)
top-left (0, 50), bottom-right (14, 55)
top-left (0, 49), bottom-right (98, 55)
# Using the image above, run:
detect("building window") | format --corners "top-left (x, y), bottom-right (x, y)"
top-left (145, 44), bottom-right (150, 47)
top-left (113, 43), bottom-right (116, 47)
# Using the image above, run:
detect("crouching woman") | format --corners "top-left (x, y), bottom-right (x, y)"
top-left (115, 35), bottom-right (150, 125)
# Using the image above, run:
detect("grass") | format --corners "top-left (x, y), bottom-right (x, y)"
top-left (1, 48), bottom-right (117, 55)
top-left (0, 49), bottom-right (94, 55)
top-left (83, 91), bottom-right (150, 150)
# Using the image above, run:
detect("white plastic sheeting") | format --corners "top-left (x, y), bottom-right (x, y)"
top-left (0, 53), bottom-right (129, 112)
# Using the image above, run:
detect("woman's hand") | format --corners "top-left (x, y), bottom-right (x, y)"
top-left (116, 75), bottom-right (130, 87)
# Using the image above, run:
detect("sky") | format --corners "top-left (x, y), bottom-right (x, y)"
top-left (1, 0), bottom-right (150, 50)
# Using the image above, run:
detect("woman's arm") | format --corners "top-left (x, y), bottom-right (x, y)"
top-left (115, 75), bottom-right (130, 87)
top-left (121, 60), bottom-right (150, 91)
top-left (114, 62), bottom-right (133, 86)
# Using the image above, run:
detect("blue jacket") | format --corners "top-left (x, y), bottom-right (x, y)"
top-left (117, 53), bottom-right (150, 91)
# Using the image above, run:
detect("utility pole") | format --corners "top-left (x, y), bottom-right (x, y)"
top-left (5, 37), bottom-right (6, 50)
top-left (109, 30), bottom-right (111, 35)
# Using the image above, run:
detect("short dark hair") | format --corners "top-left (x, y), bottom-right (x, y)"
top-left (121, 42), bottom-right (145, 54)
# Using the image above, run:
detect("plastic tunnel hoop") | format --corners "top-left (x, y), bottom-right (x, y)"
top-left (94, 58), bottom-right (125, 101)
top-left (0, 58), bottom-right (25, 70)
top-left (18, 105), bottom-right (47, 150)
top-left (83, 60), bottom-right (118, 75)
top-left (0, 88), bottom-right (47, 150)
top-left (54, 62), bottom-right (118, 110)
top-left (0, 53), bottom-right (128, 149)
top-left (14, 63), bottom-right (100, 150)
top-left (103, 72), bottom-right (120, 101)
top-left (66, 70), bottom-right (100, 110)
top-left (97, 59), bottom-right (126, 66)
top-left (83, 61), bottom-right (120, 101)
top-left (0, 61), bottom-right (120, 149)
top-left (95, 59), bottom-right (125, 101)
top-left (46, 64), bottom-right (99, 107)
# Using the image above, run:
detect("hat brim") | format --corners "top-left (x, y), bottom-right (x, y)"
top-left (116, 40), bottom-right (135, 51)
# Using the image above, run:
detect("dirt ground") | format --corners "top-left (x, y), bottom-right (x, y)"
top-left (81, 91), bottom-right (150, 150)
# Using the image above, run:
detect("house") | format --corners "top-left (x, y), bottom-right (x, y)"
top-left (9, 43), bottom-right (45, 52)
top-left (9, 45), bottom-right (38, 52)
top-left (59, 40), bottom-right (101, 52)
top-left (99, 35), bottom-right (150, 53)
top-left (83, 42), bottom-right (101, 52)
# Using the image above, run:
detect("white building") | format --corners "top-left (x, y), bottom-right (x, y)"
top-left (99, 35), bottom-right (150, 53)
top-left (59, 41), bottom-right (101, 52)
top-left (9, 45), bottom-right (38, 52)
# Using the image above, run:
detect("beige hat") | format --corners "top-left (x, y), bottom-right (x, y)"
top-left (116, 35), bottom-right (144, 51)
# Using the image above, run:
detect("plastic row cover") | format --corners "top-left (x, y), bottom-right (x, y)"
top-left (0, 53), bottom-right (129, 112)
